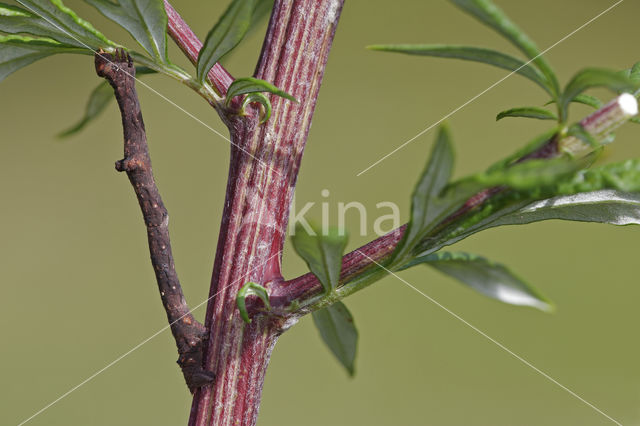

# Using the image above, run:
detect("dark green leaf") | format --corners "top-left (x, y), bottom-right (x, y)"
top-left (450, 0), bottom-right (559, 96)
top-left (392, 125), bottom-right (456, 263)
top-left (410, 159), bottom-right (596, 258)
top-left (486, 128), bottom-right (558, 172)
top-left (400, 252), bottom-right (552, 311)
top-left (197, 0), bottom-right (257, 83)
top-left (463, 156), bottom-right (587, 192)
top-left (496, 106), bottom-right (557, 121)
top-left (236, 282), bottom-right (271, 323)
top-left (291, 222), bottom-right (348, 294)
top-left (630, 62), bottom-right (640, 83)
top-left (545, 94), bottom-right (603, 110)
top-left (58, 81), bottom-right (112, 137)
top-left (86, 0), bottom-right (168, 62)
top-left (572, 94), bottom-right (603, 109)
top-left (393, 127), bottom-right (579, 265)
top-left (226, 76), bottom-right (297, 106)
top-left (0, 1), bottom-right (113, 48)
top-left (621, 61), bottom-right (640, 83)
top-left (216, 0), bottom-right (274, 66)
top-left (312, 301), bottom-right (358, 376)
top-left (0, 34), bottom-right (85, 82)
top-left (369, 44), bottom-right (552, 95)
top-left (57, 66), bottom-right (156, 137)
top-left (250, 0), bottom-right (273, 28)
top-left (561, 68), bottom-right (639, 122)
top-left (555, 159), bottom-right (640, 194)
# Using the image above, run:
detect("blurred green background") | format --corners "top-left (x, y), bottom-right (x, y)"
top-left (2, 1), bottom-right (639, 425)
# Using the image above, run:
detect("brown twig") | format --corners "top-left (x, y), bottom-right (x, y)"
top-left (95, 49), bottom-right (214, 393)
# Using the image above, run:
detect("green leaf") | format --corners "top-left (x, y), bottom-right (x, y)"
top-left (491, 190), bottom-right (640, 227)
top-left (463, 156), bottom-right (587, 192)
top-left (226, 76), bottom-right (297, 106)
top-left (561, 68), bottom-right (639, 122)
top-left (58, 81), bottom-right (112, 137)
top-left (58, 66), bottom-right (156, 137)
top-left (410, 159), bottom-right (595, 259)
top-left (226, 77), bottom-right (297, 105)
top-left (393, 126), bottom-right (578, 264)
top-left (400, 252), bottom-right (552, 311)
top-left (368, 44), bottom-right (552, 95)
top-left (631, 62), bottom-right (640, 78)
top-left (291, 222), bottom-right (348, 294)
top-left (86, 0), bottom-right (168, 62)
top-left (0, 1), bottom-right (114, 49)
top-left (0, 34), bottom-right (85, 82)
top-left (428, 159), bottom-right (640, 252)
top-left (450, 0), bottom-right (559, 96)
top-left (546, 94), bottom-right (603, 110)
top-left (312, 301), bottom-right (358, 376)
top-left (216, 0), bottom-right (274, 66)
top-left (496, 106), bottom-right (557, 121)
top-left (486, 128), bottom-right (558, 172)
top-left (555, 159), bottom-right (640, 194)
top-left (241, 92), bottom-right (272, 123)
top-left (197, 0), bottom-right (258, 83)
top-left (392, 125), bottom-right (456, 263)
top-left (236, 282), bottom-right (270, 323)
top-left (250, 0), bottom-right (273, 28)
top-left (571, 94), bottom-right (603, 109)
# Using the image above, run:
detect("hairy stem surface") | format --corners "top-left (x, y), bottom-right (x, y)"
top-left (189, 1), bottom-right (345, 425)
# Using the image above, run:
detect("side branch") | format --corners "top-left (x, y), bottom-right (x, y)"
top-left (95, 50), bottom-right (214, 392)
top-left (272, 93), bottom-right (637, 315)
top-left (164, 0), bottom-right (234, 96)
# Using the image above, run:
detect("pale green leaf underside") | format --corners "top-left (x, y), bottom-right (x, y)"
top-left (401, 252), bottom-right (552, 311)
top-left (312, 301), bottom-right (358, 376)
top-left (492, 190), bottom-right (640, 227)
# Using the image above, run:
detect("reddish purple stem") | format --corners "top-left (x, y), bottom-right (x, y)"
top-left (164, 0), bottom-right (234, 95)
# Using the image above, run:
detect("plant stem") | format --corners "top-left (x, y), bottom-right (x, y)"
top-left (273, 93), bottom-right (639, 315)
top-left (164, 0), bottom-right (234, 96)
top-left (189, 1), bottom-right (344, 425)
top-left (95, 49), bottom-right (214, 392)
